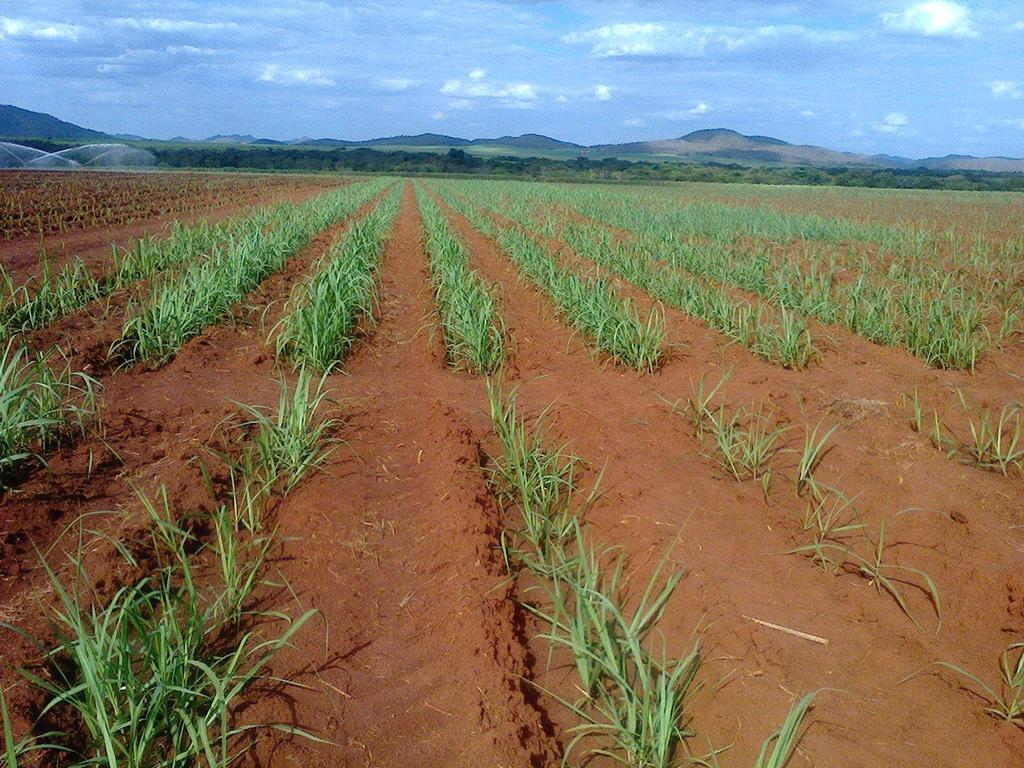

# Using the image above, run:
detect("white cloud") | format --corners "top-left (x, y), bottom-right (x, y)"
top-left (873, 112), bottom-right (910, 133)
top-left (441, 72), bottom-right (539, 107)
top-left (721, 25), bottom-right (857, 50)
top-left (259, 64), bottom-right (335, 87)
top-left (430, 111), bottom-right (446, 121)
top-left (799, 109), bottom-right (816, 117)
top-left (165, 45), bottom-right (216, 56)
top-left (114, 18), bottom-right (238, 33)
top-left (377, 77), bottom-right (417, 91)
top-left (990, 81), bottom-right (1023, 99)
top-left (594, 84), bottom-right (612, 101)
top-left (881, 2), bottom-right (976, 38)
top-left (653, 103), bottom-right (712, 121)
top-left (623, 117), bottom-right (646, 127)
top-left (1011, 21), bottom-right (1024, 31)
top-left (564, 21), bottom-right (857, 59)
top-left (0, 16), bottom-right (80, 42)
top-left (564, 22), bottom-right (701, 58)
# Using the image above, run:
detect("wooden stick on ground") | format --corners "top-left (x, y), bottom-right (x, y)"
top-left (742, 615), bottom-right (829, 646)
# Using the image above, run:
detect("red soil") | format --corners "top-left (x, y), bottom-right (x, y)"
top-left (1, 174), bottom-right (346, 286)
top-left (1, 178), bottom-right (1022, 767)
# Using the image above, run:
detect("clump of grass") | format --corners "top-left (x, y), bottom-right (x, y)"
top-left (486, 380), bottom-right (584, 556)
top-left (753, 308), bottom-right (817, 370)
top-left (0, 338), bottom-right (99, 489)
top-left (953, 390), bottom-right (1023, 474)
top-left (752, 692), bottom-right (818, 768)
top-left (795, 510), bottom-right (942, 633)
top-left (232, 367), bottom-right (340, 496)
top-left (705, 402), bottom-right (786, 492)
top-left (937, 643), bottom-right (1024, 725)
top-left (701, 692), bottom-right (818, 768)
top-left (906, 388), bottom-right (1024, 475)
top-left (674, 373), bottom-right (785, 494)
top-left (795, 422), bottom-right (838, 499)
top-left (683, 371), bottom-right (731, 441)
top-left (794, 485), bottom-right (864, 574)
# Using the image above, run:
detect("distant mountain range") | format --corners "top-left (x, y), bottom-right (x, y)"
top-left (2, 103), bottom-right (1022, 172)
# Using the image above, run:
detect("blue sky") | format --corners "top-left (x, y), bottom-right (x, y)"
top-left (1, 1), bottom-right (1023, 157)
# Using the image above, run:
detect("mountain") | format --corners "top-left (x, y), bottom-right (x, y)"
top-left (589, 128), bottom-right (914, 168)
top-left (915, 155), bottom-right (1024, 172)
top-left (0, 104), bottom-right (111, 141)
top-left (469, 133), bottom-right (583, 151)
top-left (361, 133), bottom-right (470, 147)
top-left (204, 134), bottom-right (262, 143)
top-left (2, 104), bottom-right (1023, 172)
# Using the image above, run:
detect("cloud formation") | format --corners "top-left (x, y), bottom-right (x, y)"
top-left (873, 112), bottom-right (910, 133)
top-left (881, 2), bottom-right (976, 38)
top-left (563, 21), bottom-right (857, 59)
top-left (990, 81), bottom-right (1022, 99)
top-left (259, 64), bottom-right (335, 87)
top-left (0, 16), bottom-right (80, 42)
top-left (441, 72), bottom-right (539, 107)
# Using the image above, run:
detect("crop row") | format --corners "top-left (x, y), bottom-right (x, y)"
top-left (274, 187), bottom-right (401, 372)
top-left (450, 180), bottom-right (998, 370)
top-left (1, 214), bottom-right (265, 334)
top-left (116, 178), bottom-right (390, 365)
top-left (432, 183), bottom-right (666, 373)
top-left (1, 371), bottom-right (334, 766)
top-left (0, 338), bottom-right (98, 489)
top-left (454, 184), bottom-right (818, 370)
top-left (415, 185), bottom-right (505, 374)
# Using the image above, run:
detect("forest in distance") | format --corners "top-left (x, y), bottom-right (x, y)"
top-left (13, 137), bottom-right (1024, 192)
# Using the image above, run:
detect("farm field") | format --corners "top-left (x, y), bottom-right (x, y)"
top-left (1, 173), bottom-right (1023, 768)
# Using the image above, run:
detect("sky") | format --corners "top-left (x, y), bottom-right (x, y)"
top-left (1, 0), bottom-right (1023, 157)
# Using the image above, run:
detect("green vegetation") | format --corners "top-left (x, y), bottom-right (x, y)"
top-left (28, 139), bottom-right (1015, 192)
top-left (0, 338), bottom-right (98, 489)
top-left (1, 217), bottom-right (268, 334)
top-left (274, 188), bottom-right (400, 371)
top-left (1, 486), bottom-right (315, 768)
top-left (486, 381), bottom-right (815, 767)
top-left (415, 185), bottom-right (506, 373)
top-left (441, 178), bottom-right (1004, 370)
top-left (434, 184), bottom-right (666, 372)
top-left (117, 179), bottom-right (388, 365)
top-left (1, 370), bottom-right (339, 766)
top-left (907, 389), bottom-right (1024, 475)
top-left (938, 643), bottom-right (1024, 725)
